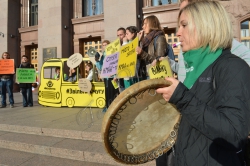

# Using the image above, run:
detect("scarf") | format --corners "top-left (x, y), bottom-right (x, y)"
top-left (20, 62), bottom-right (29, 67)
top-left (141, 30), bottom-right (164, 49)
top-left (183, 46), bottom-right (222, 89)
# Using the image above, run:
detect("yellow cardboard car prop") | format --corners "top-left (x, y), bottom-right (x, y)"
top-left (38, 58), bottom-right (105, 108)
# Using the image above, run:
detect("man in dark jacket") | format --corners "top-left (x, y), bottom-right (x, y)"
top-left (19, 55), bottom-right (34, 107)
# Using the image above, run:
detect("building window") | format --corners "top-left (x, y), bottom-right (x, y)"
top-left (241, 19), bottom-right (250, 48)
top-left (152, 0), bottom-right (178, 6)
top-left (83, 0), bottom-right (103, 17)
top-left (30, 47), bottom-right (38, 71)
top-left (30, 0), bottom-right (38, 26)
top-left (83, 38), bottom-right (102, 57)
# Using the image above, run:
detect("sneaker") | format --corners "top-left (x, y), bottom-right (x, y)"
top-left (0, 105), bottom-right (6, 108)
top-left (10, 104), bottom-right (14, 108)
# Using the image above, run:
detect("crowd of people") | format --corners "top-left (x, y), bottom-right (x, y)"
top-left (1, 0), bottom-right (250, 165)
top-left (96, 0), bottom-right (250, 166)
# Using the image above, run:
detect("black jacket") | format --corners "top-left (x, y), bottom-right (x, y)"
top-left (170, 50), bottom-right (250, 166)
top-left (18, 63), bottom-right (34, 88)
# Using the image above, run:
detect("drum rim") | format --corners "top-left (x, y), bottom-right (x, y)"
top-left (101, 79), bottom-right (179, 164)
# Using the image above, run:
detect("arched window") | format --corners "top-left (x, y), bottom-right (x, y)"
top-left (241, 19), bottom-right (250, 48)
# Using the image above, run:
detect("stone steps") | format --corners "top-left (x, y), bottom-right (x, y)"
top-left (0, 124), bottom-right (102, 142)
top-left (0, 147), bottom-right (112, 166)
top-left (0, 125), bottom-right (155, 166)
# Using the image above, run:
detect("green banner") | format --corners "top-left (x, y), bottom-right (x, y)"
top-left (16, 68), bottom-right (36, 83)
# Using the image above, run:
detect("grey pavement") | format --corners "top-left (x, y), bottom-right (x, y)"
top-left (0, 91), bottom-right (155, 166)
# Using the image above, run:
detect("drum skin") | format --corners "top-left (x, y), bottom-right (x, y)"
top-left (101, 79), bottom-right (181, 165)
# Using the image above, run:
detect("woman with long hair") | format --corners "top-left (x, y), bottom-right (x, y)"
top-left (122, 26), bottom-right (142, 89)
top-left (136, 15), bottom-right (167, 79)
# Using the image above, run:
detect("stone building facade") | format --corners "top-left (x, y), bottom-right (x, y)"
top-left (0, 0), bottom-right (249, 72)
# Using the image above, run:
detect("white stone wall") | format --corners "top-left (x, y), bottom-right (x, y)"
top-left (0, 0), bottom-right (8, 55)
top-left (104, 0), bottom-right (138, 42)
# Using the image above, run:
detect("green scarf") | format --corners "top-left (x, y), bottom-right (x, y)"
top-left (183, 46), bottom-right (222, 89)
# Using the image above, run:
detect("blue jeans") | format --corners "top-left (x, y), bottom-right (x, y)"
top-left (21, 88), bottom-right (33, 106)
top-left (1, 79), bottom-right (14, 105)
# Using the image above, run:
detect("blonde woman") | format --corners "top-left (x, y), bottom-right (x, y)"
top-left (156, 1), bottom-right (250, 165)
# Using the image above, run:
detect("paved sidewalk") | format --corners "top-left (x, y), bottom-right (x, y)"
top-left (0, 91), bottom-right (104, 135)
top-left (0, 91), bottom-right (155, 166)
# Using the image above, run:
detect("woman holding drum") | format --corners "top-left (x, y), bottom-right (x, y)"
top-left (156, 1), bottom-right (250, 165)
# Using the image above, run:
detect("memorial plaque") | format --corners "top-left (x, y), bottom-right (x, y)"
top-left (43, 47), bottom-right (57, 62)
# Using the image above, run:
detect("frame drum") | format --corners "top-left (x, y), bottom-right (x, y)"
top-left (102, 79), bottom-right (181, 164)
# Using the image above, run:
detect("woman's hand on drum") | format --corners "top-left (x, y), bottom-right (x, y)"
top-left (156, 77), bottom-right (179, 101)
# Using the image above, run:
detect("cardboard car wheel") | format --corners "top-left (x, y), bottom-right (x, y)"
top-left (96, 97), bottom-right (105, 108)
top-left (66, 97), bottom-right (75, 108)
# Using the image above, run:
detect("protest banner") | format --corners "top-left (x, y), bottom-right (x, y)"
top-left (100, 52), bottom-right (119, 78)
top-left (148, 58), bottom-right (173, 79)
top-left (16, 68), bottom-right (36, 83)
top-left (0, 59), bottom-right (15, 74)
top-left (117, 37), bottom-right (138, 78)
top-left (78, 78), bottom-right (92, 95)
top-left (67, 53), bottom-right (82, 69)
top-left (105, 38), bottom-right (120, 56)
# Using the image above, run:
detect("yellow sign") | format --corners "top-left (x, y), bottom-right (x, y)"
top-left (105, 38), bottom-right (120, 56)
top-left (111, 79), bottom-right (119, 89)
top-left (148, 58), bottom-right (173, 79)
top-left (117, 37), bottom-right (138, 78)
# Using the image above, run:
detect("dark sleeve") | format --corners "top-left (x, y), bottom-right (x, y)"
top-left (155, 35), bottom-right (167, 58)
top-left (169, 58), bottom-right (250, 150)
top-left (140, 35), bottom-right (167, 63)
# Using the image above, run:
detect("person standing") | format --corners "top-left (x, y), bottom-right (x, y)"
top-left (136, 15), bottom-right (167, 79)
top-left (0, 52), bottom-right (15, 108)
top-left (95, 52), bottom-right (102, 74)
top-left (176, 0), bottom-right (250, 83)
top-left (156, 0), bottom-right (250, 165)
top-left (122, 26), bottom-right (144, 89)
top-left (157, 1), bottom-right (250, 165)
top-left (18, 55), bottom-right (34, 107)
top-left (115, 27), bottom-right (126, 92)
top-left (100, 40), bottom-right (119, 112)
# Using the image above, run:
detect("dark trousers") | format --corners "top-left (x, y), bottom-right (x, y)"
top-left (21, 87), bottom-right (33, 106)
top-left (104, 78), bottom-right (119, 108)
top-left (1, 79), bottom-right (14, 105)
top-left (156, 149), bottom-right (174, 166)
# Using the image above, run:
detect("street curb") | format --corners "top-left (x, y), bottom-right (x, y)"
top-left (0, 124), bottom-right (102, 142)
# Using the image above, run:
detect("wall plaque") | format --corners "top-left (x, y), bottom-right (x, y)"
top-left (43, 47), bottom-right (57, 62)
